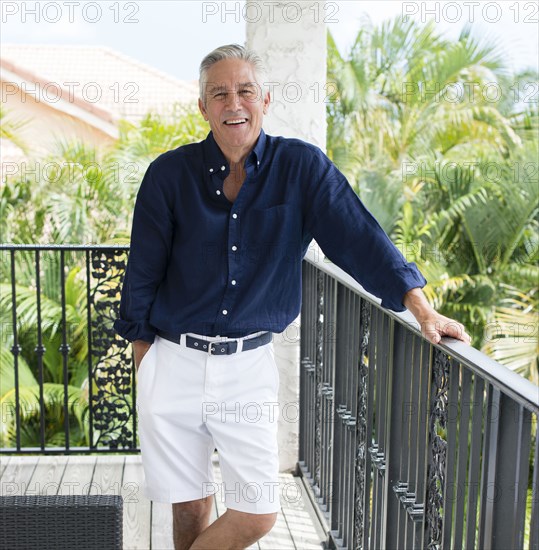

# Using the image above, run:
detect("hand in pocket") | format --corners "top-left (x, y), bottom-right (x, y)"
top-left (133, 340), bottom-right (152, 373)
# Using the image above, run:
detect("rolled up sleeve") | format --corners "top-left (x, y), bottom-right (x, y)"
top-left (114, 163), bottom-right (174, 342)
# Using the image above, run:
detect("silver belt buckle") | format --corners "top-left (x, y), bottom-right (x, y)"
top-left (208, 342), bottom-right (215, 355)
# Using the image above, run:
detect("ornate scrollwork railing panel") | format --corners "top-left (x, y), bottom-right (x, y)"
top-left (89, 248), bottom-right (133, 450)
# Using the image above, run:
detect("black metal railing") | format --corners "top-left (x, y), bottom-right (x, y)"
top-left (298, 248), bottom-right (538, 550)
top-left (2, 244), bottom-right (538, 549)
top-left (0, 245), bottom-right (134, 454)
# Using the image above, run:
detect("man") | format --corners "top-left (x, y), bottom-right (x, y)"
top-left (114, 44), bottom-right (470, 549)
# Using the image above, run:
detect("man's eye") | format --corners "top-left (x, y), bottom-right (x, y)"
top-left (239, 89), bottom-right (254, 96)
top-left (214, 92), bottom-right (226, 99)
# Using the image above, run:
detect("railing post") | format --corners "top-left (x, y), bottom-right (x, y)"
top-left (383, 320), bottom-right (405, 549)
top-left (353, 300), bottom-right (371, 550)
top-left (479, 386), bottom-right (500, 549)
top-left (330, 284), bottom-right (352, 546)
top-left (9, 249), bottom-right (22, 452)
top-left (34, 250), bottom-right (47, 452)
top-left (480, 389), bottom-right (532, 549)
top-left (425, 349), bottom-right (450, 547)
top-left (369, 310), bottom-right (391, 550)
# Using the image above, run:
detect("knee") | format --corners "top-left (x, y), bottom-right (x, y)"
top-left (257, 512), bottom-right (278, 536)
top-left (236, 511), bottom-right (277, 539)
top-left (173, 497), bottom-right (212, 525)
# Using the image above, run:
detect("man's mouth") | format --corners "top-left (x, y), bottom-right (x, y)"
top-left (223, 118), bottom-right (248, 125)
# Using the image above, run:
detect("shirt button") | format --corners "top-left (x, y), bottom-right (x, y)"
top-left (221, 165), bottom-right (226, 171)
top-left (231, 245), bottom-right (237, 251)
top-left (232, 213), bottom-right (238, 219)
top-left (257, 161), bottom-right (260, 166)
top-left (222, 309), bottom-right (228, 315)
top-left (231, 280), bottom-right (237, 285)
top-left (216, 190), bottom-right (221, 195)
top-left (209, 168), bottom-right (214, 173)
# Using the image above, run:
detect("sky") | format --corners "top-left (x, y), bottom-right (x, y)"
top-left (1, 1), bottom-right (538, 81)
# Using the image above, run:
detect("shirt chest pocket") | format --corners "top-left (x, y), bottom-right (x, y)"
top-left (242, 204), bottom-right (301, 264)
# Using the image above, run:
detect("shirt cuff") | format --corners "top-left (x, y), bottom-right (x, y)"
top-left (380, 262), bottom-right (427, 312)
top-left (113, 318), bottom-right (156, 343)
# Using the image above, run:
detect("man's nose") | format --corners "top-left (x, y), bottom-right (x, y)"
top-left (225, 91), bottom-right (242, 110)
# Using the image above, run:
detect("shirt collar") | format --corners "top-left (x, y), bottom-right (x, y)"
top-left (202, 129), bottom-right (266, 175)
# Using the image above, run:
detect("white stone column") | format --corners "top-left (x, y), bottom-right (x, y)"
top-left (246, 1), bottom-right (327, 471)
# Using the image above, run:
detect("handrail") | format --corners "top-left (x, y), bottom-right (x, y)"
top-left (303, 246), bottom-right (539, 412)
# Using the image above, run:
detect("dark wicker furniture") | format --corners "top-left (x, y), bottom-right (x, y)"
top-left (0, 495), bottom-right (123, 550)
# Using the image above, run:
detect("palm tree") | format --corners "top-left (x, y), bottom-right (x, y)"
top-left (327, 19), bottom-right (517, 227)
top-left (327, 18), bottom-right (538, 379)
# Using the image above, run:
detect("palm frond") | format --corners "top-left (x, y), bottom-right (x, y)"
top-left (0, 383), bottom-right (89, 447)
top-left (482, 287), bottom-right (538, 382)
top-left (0, 347), bottom-right (36, 397)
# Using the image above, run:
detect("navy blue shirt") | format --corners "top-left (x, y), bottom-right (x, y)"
top-left (114, 130), bottom-right (426, 343)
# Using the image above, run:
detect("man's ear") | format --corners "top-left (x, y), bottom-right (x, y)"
top-left (263, 91), bottom-right (271, 115)
top-left (198, 98), bottom-right (208, 121)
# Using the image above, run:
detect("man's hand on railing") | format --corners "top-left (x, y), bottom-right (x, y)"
top-left (403, 288), bottom-right (471, 345)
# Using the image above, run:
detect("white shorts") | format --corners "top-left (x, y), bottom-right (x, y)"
top-left (136, 333), bottom-right (281, 514)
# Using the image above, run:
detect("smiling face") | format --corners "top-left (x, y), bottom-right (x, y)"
top-left (198, 58), bottom-right (270, 164)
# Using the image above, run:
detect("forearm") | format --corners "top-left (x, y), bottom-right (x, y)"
top-left (402, 287), bottom-right (435, 323)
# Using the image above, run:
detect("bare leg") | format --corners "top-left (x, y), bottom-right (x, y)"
top-left (172, 496), bottom-right (214, 550)
top-left (190, 509), bottom-right (277, 549)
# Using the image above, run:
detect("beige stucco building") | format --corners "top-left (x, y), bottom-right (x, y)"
top-left (0, 44), bottom-right (199, 160)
